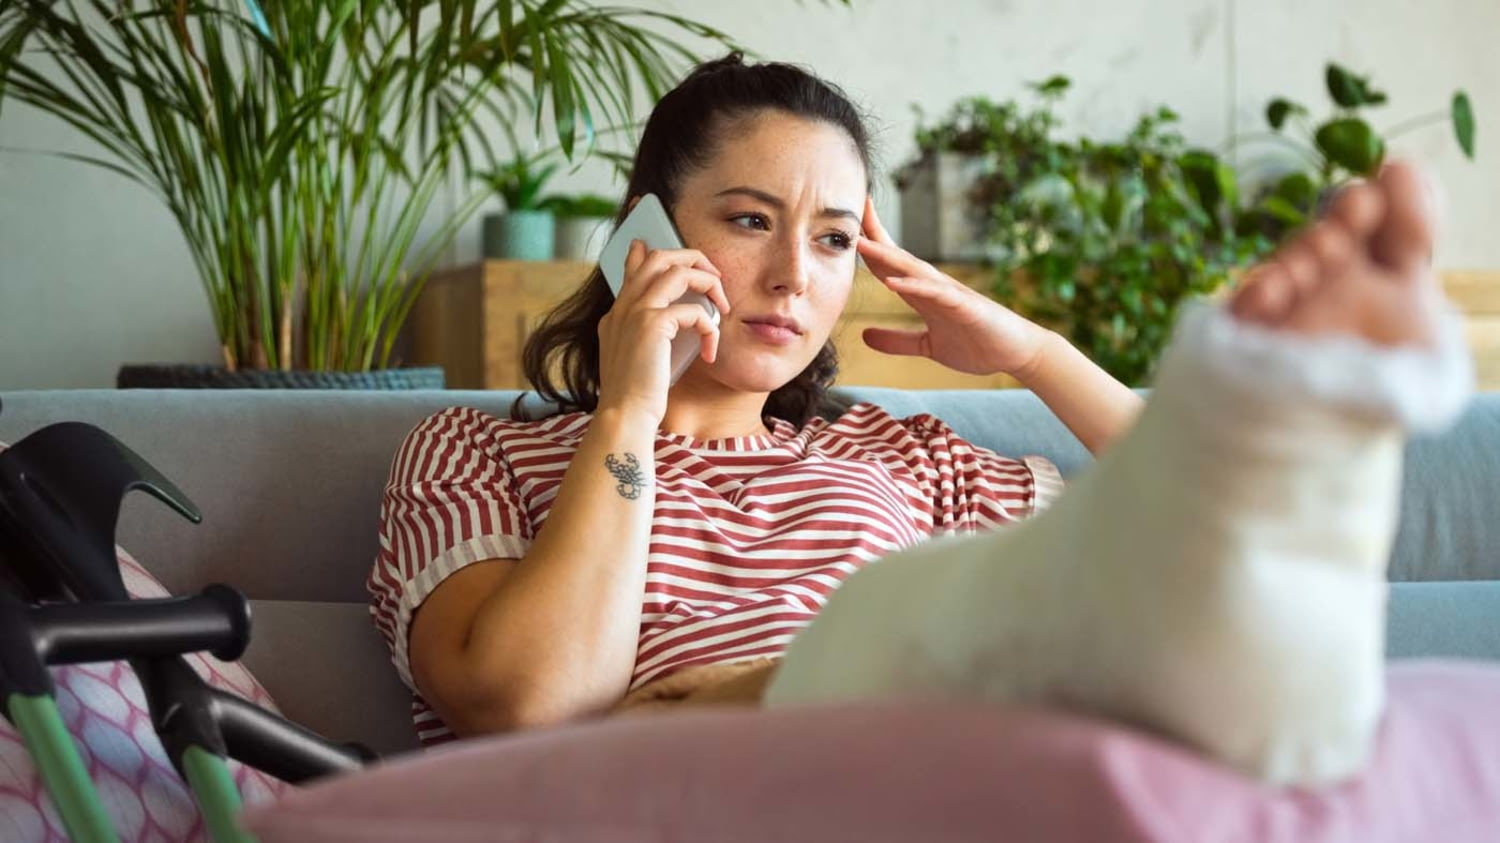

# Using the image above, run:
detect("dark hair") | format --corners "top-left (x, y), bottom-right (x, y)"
top-left (515, 52), bottom-right (874, 426)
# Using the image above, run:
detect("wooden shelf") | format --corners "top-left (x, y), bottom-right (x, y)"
top-left (410, 261), bottom-right (1500, 391)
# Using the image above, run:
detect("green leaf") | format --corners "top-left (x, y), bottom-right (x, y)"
top-left (545, 35), bottom-right (577, 158)
top-left (1259, 196), bottom-right (1308, 226)
top-left (0, 16), bottom-right (41, 119)
top-left (1325, 63), bottom-right (1365, 108)
top-left (1453, 91), bottom-right (1476, 159)
top-left (1322, 63), bottom-right (1388, 110)
top-left (1032, 75), bottom-right (1070, 96)
top-left (1315, 117), bottom-right (1385, 176)
top-left (1272, 171), bottom-right (1317, 210)
top-left (1179, 150), bottom-right (1230, 211)
top-left (1266, 98), bottom-right (1307, 131)
top-left (5, 145), bottom-right (157, 195)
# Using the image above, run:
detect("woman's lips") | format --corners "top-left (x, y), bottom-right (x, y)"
top-left (742, 320), bottom-right (802, 345)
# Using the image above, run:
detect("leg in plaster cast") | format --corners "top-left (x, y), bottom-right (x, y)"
top-left (764, 161), bottom-right (1473, 786)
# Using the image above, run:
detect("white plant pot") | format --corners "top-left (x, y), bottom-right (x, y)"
top-left (896, 150), bottom-right (1000, 262)
top-left (554, 216), bottom-right (613, 262)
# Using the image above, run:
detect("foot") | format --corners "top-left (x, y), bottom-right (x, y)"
top-left (1230, 160), bottom-right (1445, 348)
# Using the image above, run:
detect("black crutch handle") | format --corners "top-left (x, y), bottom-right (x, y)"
top-left (0, 585), bottom-right (250, 698)
top-left (0, 418), bottom-right (199, 603)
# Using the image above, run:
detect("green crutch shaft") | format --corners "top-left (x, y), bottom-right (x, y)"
top-left (181, 744), bottom-right (255, 843)
top-left (8, 692), bottom-right (119, 843)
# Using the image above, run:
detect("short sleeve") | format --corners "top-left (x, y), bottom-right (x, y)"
top-left (901, 413), bottom-right (1066, 532)
top-left (367, 406), bottom-right (533, 690)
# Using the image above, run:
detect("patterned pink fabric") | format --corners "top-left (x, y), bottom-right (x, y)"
top-left (243, 662), bottom-right (1500, 843)
top-left (0, 544), bottom-right (292, 841)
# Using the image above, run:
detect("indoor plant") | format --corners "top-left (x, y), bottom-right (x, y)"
top-left (0, 0), bottom-right (842, 386)
top-left (543, 193), bottom-right (619, 262)
top-left (481, 154), bottom-right (562, 261)
top-left (904, 78), bottom-right (1274, 386)
top-left (1235, 62), bottom-right (1477, 242)
top-left (895, 86), bottom-right (1067, 262)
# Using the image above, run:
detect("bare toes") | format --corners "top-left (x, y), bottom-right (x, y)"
top-left (1305, 224), bottom-right (1357, 278)
top-left (1231, 265), bottom-right (1297, 325)
top-left (1275, 241), bottom-right (1321, 301)
top-left (1324, 180), bottom-right (1384, 238)
top-left (1371, 160), bottom-right (1438, 279)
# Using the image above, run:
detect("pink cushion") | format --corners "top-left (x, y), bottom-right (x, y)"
top-left (242, 661), bottom-right (1500, 842)
top-left (1, 437), bottom-right (291, 841)
top-left (0, 547), bottom-right (292, 841)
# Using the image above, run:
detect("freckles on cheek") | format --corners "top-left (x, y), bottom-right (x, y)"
top-left (707, 255), bottom-right (755, 301)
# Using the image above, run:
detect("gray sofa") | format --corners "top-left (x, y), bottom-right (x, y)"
top-left (1, 387), bottom-right (1498, 762)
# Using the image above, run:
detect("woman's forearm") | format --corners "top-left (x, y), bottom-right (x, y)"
top-left (1014, 329), bottom-right (1145, 455)
top-left (460, 407), bottom-right (658, 727)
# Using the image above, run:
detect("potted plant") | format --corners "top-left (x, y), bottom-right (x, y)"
top-left (0, 0), bottom-right (841, 388)
top-left (895, 80), bottom-right (1069, 261)
top-left (902, 79), bottom-right (1274, 386)
top-left (481, 155), bottom-right (562, 261)
top-left (543, 194), bottom-right (620, 262)
top-left (1235, 62), bottom-right (1477, 242)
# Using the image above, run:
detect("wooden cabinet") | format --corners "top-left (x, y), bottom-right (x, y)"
top-left (410, 261), bottom-right (1500, 391)
top-left (1447, 271), bottom-right (1500, 391)
top-left (409, 261), bottom-right (592, 391)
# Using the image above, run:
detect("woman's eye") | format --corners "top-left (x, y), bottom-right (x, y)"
top-left (819, 231), bottom-right (854, 251)
top-left (729, 213), bottom-right (770, 231)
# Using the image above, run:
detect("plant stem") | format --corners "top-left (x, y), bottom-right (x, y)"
top-left (1218, 130), bottom-right (1324, 170)
top-left (1382, 109), bottom-right (1448, 140)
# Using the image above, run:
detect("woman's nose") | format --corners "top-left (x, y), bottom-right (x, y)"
top-left (766, 238), bottom-right (810, 296)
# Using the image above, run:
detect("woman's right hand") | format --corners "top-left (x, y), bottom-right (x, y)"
top-left (596, 239), bottom-right (732, 422)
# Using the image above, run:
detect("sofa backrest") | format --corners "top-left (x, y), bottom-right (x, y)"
top-left (1, 388), bottom-right (1497, 757)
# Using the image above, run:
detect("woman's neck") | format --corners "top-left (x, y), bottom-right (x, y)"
top-left (658, 377), bottom-right (771, 440)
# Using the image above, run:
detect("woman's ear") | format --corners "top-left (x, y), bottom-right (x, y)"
top-left (625, 195), bottom-right (643, 214)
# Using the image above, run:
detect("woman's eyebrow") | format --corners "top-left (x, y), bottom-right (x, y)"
top-left (714, 186), bottom-right (860, 223)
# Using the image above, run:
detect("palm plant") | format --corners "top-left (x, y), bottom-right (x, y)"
top-left (0, 1), bottom-right (841, 373)
top-left (482, 153), bottom-right (562, 213)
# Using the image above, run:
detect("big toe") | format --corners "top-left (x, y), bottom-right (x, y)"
top-left (1371, 160), bottom-right (1440, 277)
top-left (1230, 264), bottom-right (1297, 326)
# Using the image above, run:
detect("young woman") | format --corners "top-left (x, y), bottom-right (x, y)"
top-left (369, 54), bottom-right (1471, 786)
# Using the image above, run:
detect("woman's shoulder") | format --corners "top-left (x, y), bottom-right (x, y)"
top-left (807, 401), bottom-right (969, 453)
top-left (811, 401), bottom-right (1043, 466)
top-left (403, 405), bottom-right (593, 451)
top-left (818, 401), bottom-right (960, 437)
top-left (816, 402), bottom-right (1063, 512)
top-left (388, 407), bottom-right (593, 485)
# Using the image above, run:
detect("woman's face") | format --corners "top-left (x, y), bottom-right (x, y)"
top-left (666, 110), bottom-right (867, 394)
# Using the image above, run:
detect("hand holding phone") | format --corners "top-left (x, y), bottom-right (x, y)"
top-left (599, 194), bottom-right (722, 385)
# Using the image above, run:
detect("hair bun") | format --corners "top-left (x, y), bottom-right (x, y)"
top-left (685, 50), bottom-right (747, 80)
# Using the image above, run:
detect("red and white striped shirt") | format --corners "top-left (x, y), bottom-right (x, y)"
top-left (368, 402), bottom-right (1064, 746)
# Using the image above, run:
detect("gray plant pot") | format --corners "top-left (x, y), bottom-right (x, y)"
top-left (895, 150), bottom-right (1001, 262)
top-left (482, 211), bottom-right (555, 261)
top-left (554, 216), bottom-right (612, 262)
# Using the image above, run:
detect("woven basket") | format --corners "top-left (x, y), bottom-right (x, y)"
top-left (116, 365), bottom-right (446, 390)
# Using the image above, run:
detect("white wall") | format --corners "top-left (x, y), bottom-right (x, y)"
top-left (3, 0), bottom-right (1496, 388)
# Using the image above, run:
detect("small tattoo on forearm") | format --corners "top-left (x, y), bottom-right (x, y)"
top-left (605, 453), bottom-right (648, 500)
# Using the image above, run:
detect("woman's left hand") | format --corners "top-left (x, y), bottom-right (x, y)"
top-left (856, 196), bottom-right (1051, 379)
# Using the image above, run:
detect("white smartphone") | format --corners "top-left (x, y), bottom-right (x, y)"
top-left (599, 193), bottom-right (721, 385)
